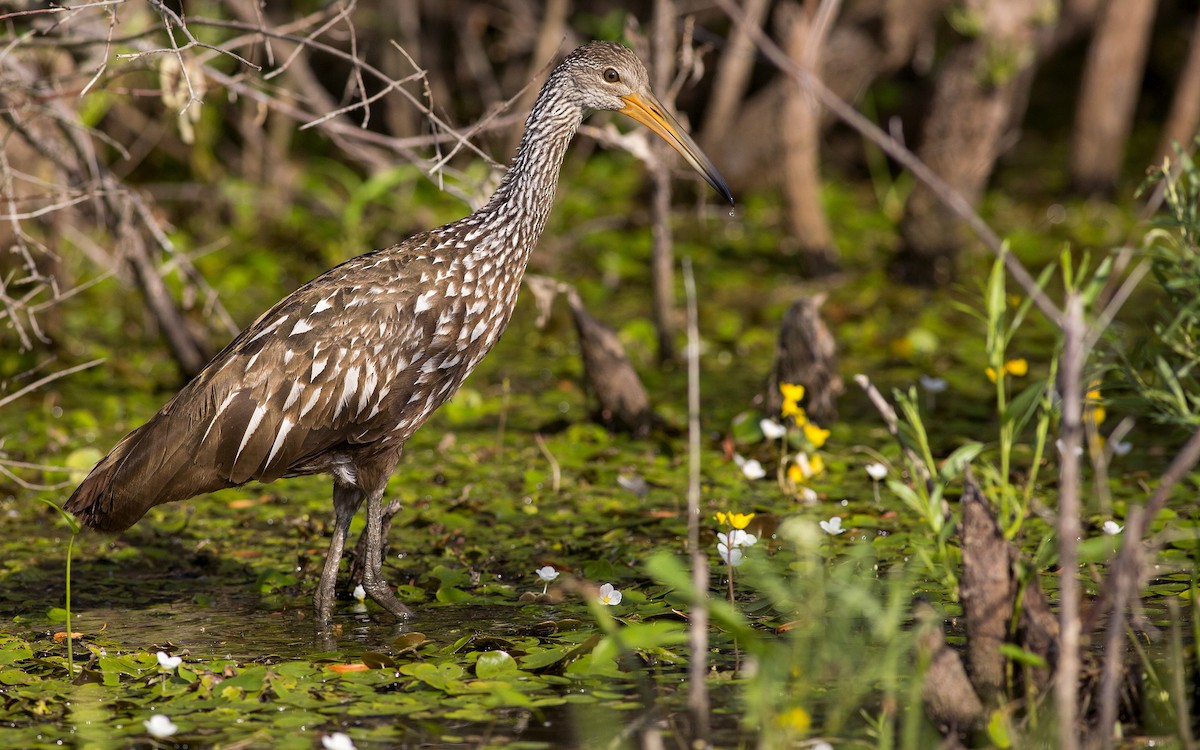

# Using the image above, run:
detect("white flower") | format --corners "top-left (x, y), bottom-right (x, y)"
top-left (156, 651), bottom-right (182, 670)
top-left (919, 375), bottom-right (948, 393)
top-left (352, 584), bottom-right (366, 602)
top-left (740, 459), bottom-right (766, 480)
top-left (597, 583), bottom-right (622, 606)
top-left (798, 487), bottom-right (819, 504)
top-left (865, 463), bottom-right (888, 481)
top-left (1102, 520), bottom-right (1123, 535)
top-left (144, 714), bottom-right (178, 739)
top-left (1111, 439), bottom-right (1132, 456)
top-left (322, 732), bottom-right (358, 750)
top-left (535, 566), bottom-right (559, 582)
top-left (760, 418), bottom-right (787, 440)
top-left (819, 516), bottom-right (845, 535)
top-left (812, 743), bottom-right (834, 750)
top-left (717, 543), bottom-right (745, 567)
top-left (1055, 439), bottom-right (1083, 457)
top-left (718, 530), bottom-right (758, 549)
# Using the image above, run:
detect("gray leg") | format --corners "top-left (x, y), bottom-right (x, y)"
top-left (361, 484), bottom-right (414, 619)
top-left (314, 482), bottom-right (362, 627)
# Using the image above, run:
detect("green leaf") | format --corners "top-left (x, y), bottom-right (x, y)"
top-left (37, 498), bottom-right (81, 534)
top-left (519, 647), bottom-right (570, 671)
top-left (612, 620), bottom-right (687, 652)
top-left (0, 638), bottom-right (32, 666)
top-left (475, 650), bottom-right (519, 679)
top-left (393, 633), bottom-right (429, 651)
top-left (1004, 263), bottom-right (1056, 347)
top-left (435, 584), bottom-right (473, 604)
top-left (361, 652), bottom-right (395, 669)
top-left (0, 668), bottom-right (34, 685)
top-left (997, 643), bottom-right (1048, 669)
top-left (938, 442), bottom-right (983, 482)
top-left (218, 665), bottom-right (267, 694)
top-left (1002, 379), bottom-right (1049, 436)
top-left (985, 247), bottom-right (1007, 354)
top-left (469, 680), bottom-right (535, 707)
top-left (400, 662), bottom-right (466, 692)
top-left (885, 480), bottom-right (925, 518)
top-left (1077, 535), bottom-right (1121, 564)
top-left (987, 709), bottom-right (1013, 748)
top-left (731, 410), bottom-right (766, 444)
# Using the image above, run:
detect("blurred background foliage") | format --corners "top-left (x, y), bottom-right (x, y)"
top-left (0, 0), bottom-right (1193, 514)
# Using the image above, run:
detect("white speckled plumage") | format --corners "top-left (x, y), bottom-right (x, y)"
top-left (65, 41), bottom-right (731, 628)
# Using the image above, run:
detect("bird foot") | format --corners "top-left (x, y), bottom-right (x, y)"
top-left (362, 574), bottom-right (414, 619)
top-left (313, 590), bottom-right (336, 630)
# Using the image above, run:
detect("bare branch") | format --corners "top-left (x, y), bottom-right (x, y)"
top-left (0, 359), bottom-right (104, 412)
top-left (115, 0), bottom-right (262, 73)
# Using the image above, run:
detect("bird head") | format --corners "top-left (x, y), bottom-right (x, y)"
top-left (563, 41), bottom-right (733, 205)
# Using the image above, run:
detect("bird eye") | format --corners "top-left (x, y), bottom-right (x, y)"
top-left (603, 67), bottom-right (620, 83)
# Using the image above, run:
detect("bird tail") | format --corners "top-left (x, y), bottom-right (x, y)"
top-left (64, 409), bottom-right (229, 532)
top-left (64, 424), bottom-right (155, 532)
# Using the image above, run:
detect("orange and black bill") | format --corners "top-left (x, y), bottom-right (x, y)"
top-left (620, 91), bottom-right (734, 205)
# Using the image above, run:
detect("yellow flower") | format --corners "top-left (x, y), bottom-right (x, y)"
top-left (803, 422), bottom-right (830, 449)
top-left (782, 400), bottom-right (806, 420)
top-left (789, 453), bottom-right (825, 483)
top-left (1086, 386), bottom-right (1106, 426)
top-left (716, 511), bottom-right (755, 529)
top-left (987, 359), bottom-right (1029, 382)
top-left (779, 383), bottom-right (805, 404)
top-left (776, 706), bottom-right (811, 733)
top-left (728, 512), bottom-right (755, 529)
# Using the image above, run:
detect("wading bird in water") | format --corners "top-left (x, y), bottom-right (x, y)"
top-left (66, 41), bottom-right (732, 627)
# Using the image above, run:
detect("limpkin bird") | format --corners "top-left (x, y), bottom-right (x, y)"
top-left (65, 41), bottom-right (731, 627)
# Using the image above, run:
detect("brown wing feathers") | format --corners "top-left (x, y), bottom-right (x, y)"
top-left (64, 260), bottom-right (421, 531)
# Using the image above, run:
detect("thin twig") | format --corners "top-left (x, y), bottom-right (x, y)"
top-left (533, 433), bottom-right (561, 494)
top-left (260, 1), bottom-right (358, 81)
top-left (116, 0), bottom-right (262, 72)
top-left (78, 2), bottom-right (118, 98)
top-left (0, 0), bottom-right (123, 24)
top-left (0, 193), bottom-right (93, 220)
top-left (1056, 295), bottom-right (1086, 750)
top-left (0, 462), bottom-right (73, 491)
top-left (0, 359), bottom-right (104, 411)
top-left (1096, 505), bottom-right (1143, 749)
top-left (853, 373), bottom-right (927, 481)
top-left (682, 256), bottom-right (711, 745)
top-left (186, 15), bottom-right (497, 167)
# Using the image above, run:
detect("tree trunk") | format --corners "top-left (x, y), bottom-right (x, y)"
top-left (706, 0), bottom-right (951, 192)
top-left (1154, 9), bottom-right (1200, 165)
top-left (506, 0), bottom-right (569, 153)
top-left (892, 0), bottom-right (1051, 287)
top-left (650, 0), bottom-right (678, 362)
top-left (700, 0), bottom-right (772, 154)
top-left (1069, 0), bottom-right (1159, 195)
top-left (780, 0), bottom-right (839, 275)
